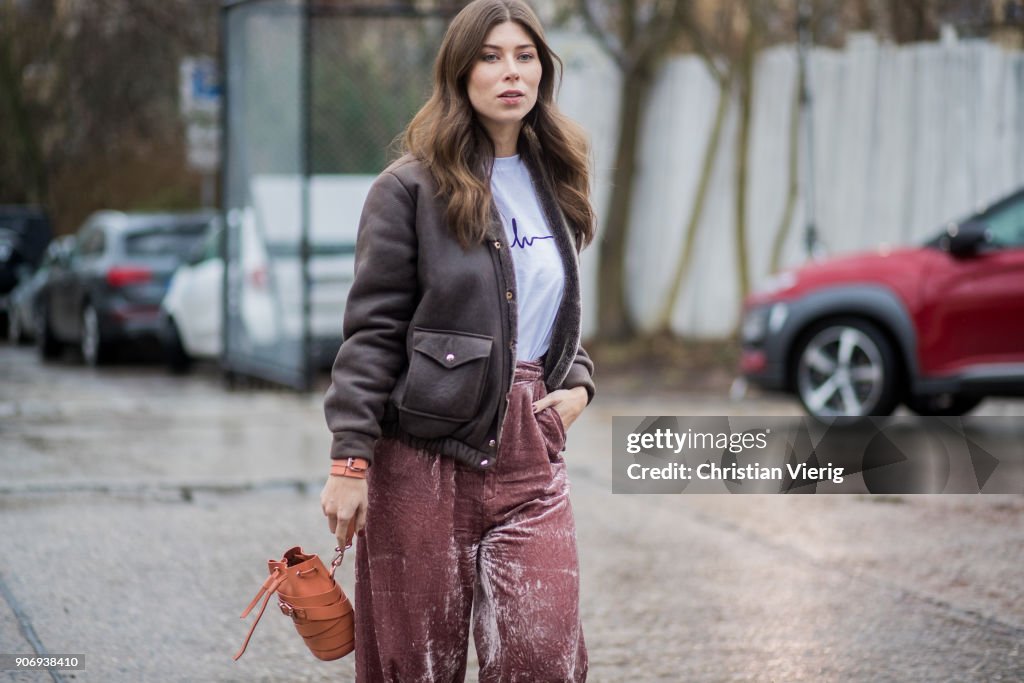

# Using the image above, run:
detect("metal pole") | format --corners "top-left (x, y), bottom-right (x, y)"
top-left (299, 0), bottom-right (314, 391)
top-left (797, 0), bottom-right (820, 259)
top-left (218, 3), bottom-right (232, 381)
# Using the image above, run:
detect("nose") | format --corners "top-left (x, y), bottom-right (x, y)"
top-left (503, 56), bottom-right (520, 81)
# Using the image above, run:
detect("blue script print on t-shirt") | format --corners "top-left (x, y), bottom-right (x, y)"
top-left (510, 218), bottom-right (554, 249)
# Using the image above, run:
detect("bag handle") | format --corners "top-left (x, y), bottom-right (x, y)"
top-left (329, 517), bottom-right (357, 578)
top-left (330, 545), bottom-right (347, 579)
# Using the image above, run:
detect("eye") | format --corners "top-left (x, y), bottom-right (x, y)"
top-left (517, 52), bottom-right (535, 61)
top-left (481, 53), bottom-right (499, 63)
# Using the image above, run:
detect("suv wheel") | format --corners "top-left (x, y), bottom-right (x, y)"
top-left (36, 305), bottom-right (61, 359)
top-left (794, 318), bottom-right (900, 418)
top-left (8, 309), bottom-right (25, 344)
top-left (80, 303), bottom-right (107, 367)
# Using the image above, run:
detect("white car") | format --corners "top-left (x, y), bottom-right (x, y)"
top-left (161, 209), bottom-right (353, 372)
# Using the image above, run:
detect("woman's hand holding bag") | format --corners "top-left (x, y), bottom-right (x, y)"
top-left (234, 461), bottom-right (366, 662)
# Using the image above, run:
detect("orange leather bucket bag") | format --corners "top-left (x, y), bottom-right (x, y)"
top-left (233, 545), bottom-right (355, 661)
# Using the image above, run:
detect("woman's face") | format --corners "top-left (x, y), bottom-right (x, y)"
top-left (466, 21), bottom-right (542, 141)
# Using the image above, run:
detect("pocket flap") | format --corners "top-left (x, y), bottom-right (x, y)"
top-left (412, 329), bottom-right (493, 369)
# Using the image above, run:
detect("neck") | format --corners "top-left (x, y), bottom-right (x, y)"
top-left (483, 121), bottom-right (522, 158)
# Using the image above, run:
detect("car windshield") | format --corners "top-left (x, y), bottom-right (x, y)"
top-left (977, 194), bottom-right (1024, 247)
top-left (0, 215), bottom-right (49, 234)
top-left (124, 223), bottom-right (209, 259)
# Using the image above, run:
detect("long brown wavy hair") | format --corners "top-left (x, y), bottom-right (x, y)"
top-left (402, 0), bottom-right (595, 249)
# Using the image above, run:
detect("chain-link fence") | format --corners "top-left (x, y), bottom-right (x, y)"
top-left (221, 0), bottom-right (454, 390)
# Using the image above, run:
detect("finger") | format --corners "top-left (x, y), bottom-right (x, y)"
top-left (532, 394), bottom-right (556, 413)
top-left (345, 517), bottom-right (358, 549)
top-left (355, 503), bottom-right (368, 534)
top-left (335, 514), bottom-right (351, 548)
top-left (326, 511), bottom-right (338, 534)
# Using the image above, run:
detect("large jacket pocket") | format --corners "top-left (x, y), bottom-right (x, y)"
top-left (399, 328), bottom-right (493, 423)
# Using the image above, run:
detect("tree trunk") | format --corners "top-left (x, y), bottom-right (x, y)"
top-left (0, 29), bottom-right (47, 204)
top-left (655, 69), bottom-right (732, 333)
top-left (769, 71), bottom-right (801, 274)
top-left (733, 13), bottom-right (755, 308)
top-left (597, 67), bottom-right (652, 341)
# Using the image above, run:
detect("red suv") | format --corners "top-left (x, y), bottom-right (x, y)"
top-left (740, 187), bottom-right (1024, 417)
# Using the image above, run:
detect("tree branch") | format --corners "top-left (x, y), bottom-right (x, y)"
top-left (629, 0), bottom-right (687, 74)
top-left (679, 3), bottom-right (728, 85)
top-left (577, 0), bottom-right (627, 70)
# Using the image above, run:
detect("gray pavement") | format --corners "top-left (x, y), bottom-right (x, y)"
top-left (0, 345), bottom-right (1022, 682)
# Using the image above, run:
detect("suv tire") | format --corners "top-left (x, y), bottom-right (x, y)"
top-left (8, 309), bottom-right (27, 344)
top-left (80, 303), bottom-right (108, 367)
top-left (793, 318), bottom-right (900, 418)
top-left (36, 305), bottom-right (61, 360)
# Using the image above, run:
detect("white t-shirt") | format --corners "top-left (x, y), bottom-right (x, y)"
top-left (490, 155), bottom-right (565, 362)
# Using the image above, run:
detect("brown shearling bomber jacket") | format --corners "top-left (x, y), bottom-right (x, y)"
top-left (324, 152), bottom-right (595, 470)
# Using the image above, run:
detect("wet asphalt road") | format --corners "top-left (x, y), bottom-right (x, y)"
top-left (0, 344), bottom-right (1022, 682)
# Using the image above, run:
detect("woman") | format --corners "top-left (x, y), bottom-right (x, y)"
top-left (320, 1), bottom-right (596, 680)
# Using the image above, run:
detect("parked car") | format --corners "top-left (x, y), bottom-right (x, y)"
top-left (7, 236), bottom-right (75, 344)
top-left (160, 208), bottom-right (352, 372)
top-left (160, 217), bottom-right (274, 372)
top-left (36, 210), bottom-right (215, 365)
top-left (0, 205), bottom-right (53, 329)
top-left (740, 187), bottom-right (1024, 417)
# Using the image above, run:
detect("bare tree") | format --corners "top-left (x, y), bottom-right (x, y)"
top-left (654, 1), bottom-right (736, 333)
top-left (663, 1), bottom-right (806, 329)
top-left (578, 0), bottom-right (692, 341)
top-left (0, 0), bottom-right (219, 232)
top-left (0, 0), bottom-right (55, 205)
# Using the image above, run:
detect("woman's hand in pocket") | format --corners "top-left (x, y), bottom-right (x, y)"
top-left (532, 386), bottom-right (588, 431)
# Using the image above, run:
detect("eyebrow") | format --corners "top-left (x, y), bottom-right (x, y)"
top-left (481, 43), bottom-right (536, 50)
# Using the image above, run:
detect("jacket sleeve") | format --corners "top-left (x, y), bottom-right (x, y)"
top-left (559, 343), bottom-right (596, 405)
top-left (323, 171), bottom-right (418, 463)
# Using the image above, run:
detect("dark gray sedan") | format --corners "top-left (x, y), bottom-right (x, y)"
top-left (7, 236), bottom-right (75, 344)
top-left (36, 210), bottom-right (214, 365)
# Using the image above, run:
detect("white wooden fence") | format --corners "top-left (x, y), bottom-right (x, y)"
top-left (551, 31), bottom-right (1024, 338)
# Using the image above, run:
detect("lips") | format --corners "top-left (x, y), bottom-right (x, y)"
top-left (499, 90), bottom-right (524, 99)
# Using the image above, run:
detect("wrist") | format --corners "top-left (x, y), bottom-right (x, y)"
top-left (330, 457), bottom-right (370, 479)
top-left (568, 386), bottom-right (588, 402)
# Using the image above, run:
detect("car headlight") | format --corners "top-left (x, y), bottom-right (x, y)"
top-left (768, 302), bottom-right (789, 333)
top-left (741, 307), bottom-right (769, 344)
top-left (742, 303), bottom-right (789, 344)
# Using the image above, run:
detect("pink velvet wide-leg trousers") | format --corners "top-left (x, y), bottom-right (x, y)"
top-left (353, 359), bottom-right (587, 682)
